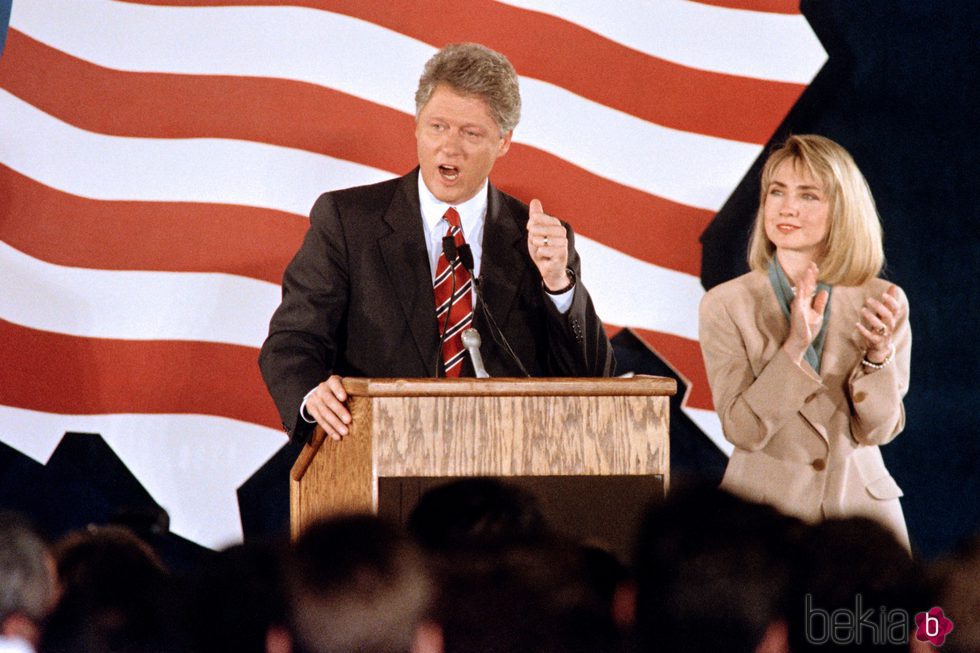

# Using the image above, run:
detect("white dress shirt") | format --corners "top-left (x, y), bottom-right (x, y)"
top-left (416, 174), bottom-right (573, 312)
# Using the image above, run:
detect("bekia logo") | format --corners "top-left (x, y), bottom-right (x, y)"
top-left (805, 595), bottom-right (955, 647)
top-left (914, 607), bottom-right (954, 647)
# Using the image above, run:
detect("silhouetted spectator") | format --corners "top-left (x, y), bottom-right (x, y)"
top-left (282, 514), bottom-right (441, 653)
top-left (39, 525), bottom-right (184, 653)
top-left (407, 477), bottom-right (551, 552)
top-left (788, 517), bottom-right (933, 652)
top-left (181, 540), bottom-right (288, 653)
top-left (434, 539), bottom-right (621, 653)
top-left (0, 512), bottom-right (56, 653)
top-left (409, 479), bottom-right (620, 653)
top-left (930, 533), bottom-right (980, 653)
top-left (632, 484), bottom-right (802, 653)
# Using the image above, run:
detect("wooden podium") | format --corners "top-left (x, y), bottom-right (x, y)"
top-left (290, 376), bottom-right (675, 538)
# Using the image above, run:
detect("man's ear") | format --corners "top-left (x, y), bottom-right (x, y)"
top-left (612, 579), bottom-right (636, 630)
top-left (1, 613), bottom-right (43, 648)
top-left (411, 619), bottom-right (444, 653)
top-left (497, 131), bottom-right (513, 158)
top-left (908, 635), bottom-right (935, 653)
top-left (265, 625), bottom-right (292, 653)
top-left (754, 620), bottom-right (790, 653)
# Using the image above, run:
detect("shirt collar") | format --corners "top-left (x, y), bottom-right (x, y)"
top-left (417, 173), bottom-right (489, 235)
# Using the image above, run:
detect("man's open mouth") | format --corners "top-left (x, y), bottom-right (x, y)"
top-left (438, 165), bottom-right (459, 181)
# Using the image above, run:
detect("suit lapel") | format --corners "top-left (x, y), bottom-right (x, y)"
top-left (478, 184), bottom-right (528, 335)
top-left (798, 285), bottom-right (866, 445)
top-left (817, 286), bottom-right (865, 380)
top-left (752, 272), bottom-right (832, 443)
top-left (378, 170), bottom-right (440, 374)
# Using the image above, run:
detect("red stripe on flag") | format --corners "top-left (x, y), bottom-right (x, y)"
top-left (1, 31), bottom-right (709, 275)
top-left (0, 30), bottom-right (417, 171)
top-left (0, 165), bottom-right (305, 283)
top-left (629, 328), bottom-right (713, 410)
top-left (493, 151), bottom-right (709, 276)
top-left (0, 319), bottom-right (281, 430)
top-left (119, 0), bottom-right (806, 144)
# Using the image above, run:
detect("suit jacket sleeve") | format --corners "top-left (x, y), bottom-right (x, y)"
top-left (698, 286), bottom-right (824, 451)
top-left (540, 222), bottom-right (615, 377)
top-left (258, 192), bottom-right (349, 438)
top-left (846, 285), bottom-right (911, 446)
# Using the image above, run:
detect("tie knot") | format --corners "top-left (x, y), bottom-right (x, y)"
top-left (443, 207), bottom-right (462, 230)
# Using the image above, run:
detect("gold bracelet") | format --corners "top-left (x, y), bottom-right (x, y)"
top-left (861, 345), bottom-right (895, 369)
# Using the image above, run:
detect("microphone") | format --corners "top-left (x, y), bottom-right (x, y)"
top-left (442, 236), bottom-right (458, 263)
top-left (457, 242), bottom-right (474, 273)
top-left (434, 236), bottom-right (460, 377)
top-left (461, 328), bottom-right (490, 378)
top-left (456, 244), bottom-right (530, 377)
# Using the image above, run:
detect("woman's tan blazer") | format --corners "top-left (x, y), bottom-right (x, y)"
top-left (699, 270), bottom-right (911, 546)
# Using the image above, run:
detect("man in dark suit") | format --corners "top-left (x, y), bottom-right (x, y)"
top-left (259, 43), bottom-right (613, 443)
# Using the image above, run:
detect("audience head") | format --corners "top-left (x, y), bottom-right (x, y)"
top-left (0, 512), bottom-right (56, 648)
top-left (409, 479), bottom-right (620, 653)
top-left (788, 516), bottom-right (932, 652)
top-left (632, 484), bottom-right (802, 653)
top-left (434, 539), bottom-right (620, 653)
top-left (284, 514), bottom-right (438, 653)
top-left (929, 533), bottom-right (980, 653)
top-left (182, 540), bottom-right (288, 653)
top-left (408, 477), bottom-right (550, 553)
top-left (39, 524), bottom-right (181, 653)
top-left (748, 133), bottom-right (884, 285)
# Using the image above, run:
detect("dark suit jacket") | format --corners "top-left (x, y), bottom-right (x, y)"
top-left (259, 169), bottom-right (614, 439)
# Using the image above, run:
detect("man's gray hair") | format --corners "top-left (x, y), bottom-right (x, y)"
top-left (415, 42), bottom-right (522, 134)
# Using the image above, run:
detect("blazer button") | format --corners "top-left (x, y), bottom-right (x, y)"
top-left (853, 391), bottom-right (867, 403)
top-left (812, 458), bottom-right (827, 472)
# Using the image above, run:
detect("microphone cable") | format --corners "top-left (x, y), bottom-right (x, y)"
top-left (457, 244), bottom-right (530, 377)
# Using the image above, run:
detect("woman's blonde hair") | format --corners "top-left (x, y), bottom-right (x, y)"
top-left (747, 134), bottom-right (884, 285)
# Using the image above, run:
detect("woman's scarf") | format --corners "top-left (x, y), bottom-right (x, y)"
top-left (768, 258), bottom-right (832, 374)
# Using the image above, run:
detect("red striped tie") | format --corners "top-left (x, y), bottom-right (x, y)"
top-left (433, 207), bottom-right (474, 377)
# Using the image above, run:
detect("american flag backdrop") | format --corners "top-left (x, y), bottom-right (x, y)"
top-left (0, 0), bottom-right (826, 549)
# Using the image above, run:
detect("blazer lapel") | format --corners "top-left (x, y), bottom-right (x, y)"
top-left (752, 271), bottom-right (832, 443)
top-left (798, 286), bottom-right (865, 445)
top-left (378, 170), bottom-right (440, 374)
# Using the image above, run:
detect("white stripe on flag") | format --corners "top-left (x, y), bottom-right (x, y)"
top-left (0, 90), bottom-right (393, 215)
top-left (496, 0), bottom-right (827, 84)
top-left (0, 241), bottom-right (280, 347)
